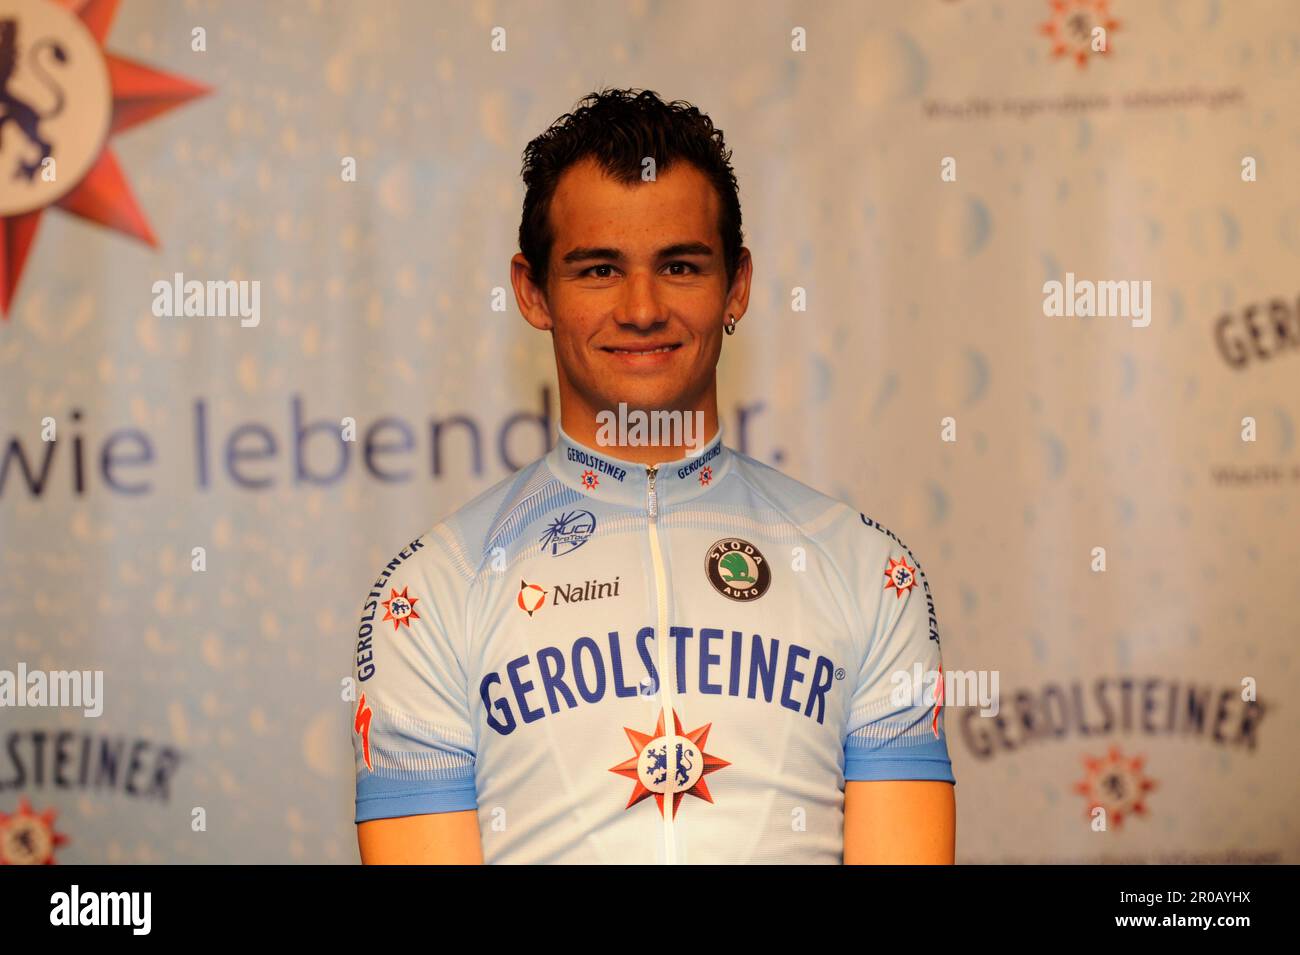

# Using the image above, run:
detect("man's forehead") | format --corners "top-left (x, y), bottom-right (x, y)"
top-left (550, 158), bottom-right (719, 238)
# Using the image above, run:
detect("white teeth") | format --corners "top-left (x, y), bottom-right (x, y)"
top-left (611, 346), bottom-right (674, 354)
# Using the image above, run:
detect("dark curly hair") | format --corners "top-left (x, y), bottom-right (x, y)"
top-left (518, 87), bottom-right (744, 295)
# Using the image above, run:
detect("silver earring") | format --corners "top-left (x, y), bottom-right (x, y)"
top-left (724, 314), bottom-right (737, 335)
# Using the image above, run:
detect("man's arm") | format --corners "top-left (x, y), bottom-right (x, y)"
top-left (843, 780), bottom-right (955, 864)
top-left (357, 811), bottom-right (483, 865)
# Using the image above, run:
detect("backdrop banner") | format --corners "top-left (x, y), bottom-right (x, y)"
top-left (0, 0), bottom-right (1296, 863)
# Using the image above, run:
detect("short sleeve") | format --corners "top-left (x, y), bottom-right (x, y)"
top-left (352, 536), bottom-right (478, 822)
top-left (843, 520), bottom-right (955, 784)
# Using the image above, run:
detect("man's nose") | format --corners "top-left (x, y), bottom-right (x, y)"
top-left (617, 271), bottom-right (665, 329)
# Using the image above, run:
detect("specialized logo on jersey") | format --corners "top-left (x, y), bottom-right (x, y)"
top-left (538, 509), bottom-right (596, 556)
top-left (354, 693), bottom-right (373, 772)
top-left (931, 662), bottom-right (945, 738)
top-left (579, 469), bottom-right (599, 491)
top-left (0, 0), bottom-right (209, 318)
top-left (884, 554), bottom-right (918, 598)
top-left (1073, 745), bottom-right (1156, 828)
top-left (380, 586), bottom-right (419, 629)
top-left (698, 465), bottom-right (713, 487)
top-left (610, 708), bottom-right (730, 819)
top-left (517, 579), bottom-right (548, 616)
top-left (0, 797), bottom-right (69, 864)
top-left (705, 538), bottom-right (771, 601)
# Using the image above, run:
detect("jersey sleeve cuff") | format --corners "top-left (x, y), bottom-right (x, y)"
top-left (843, 754), bottom-right (955, 783)
top-left (355, 782), bottom-right (478, 822)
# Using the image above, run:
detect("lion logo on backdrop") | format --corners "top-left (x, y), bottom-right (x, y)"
top-left (0, 16), bottom-right (68, 183)
top-left (0, 0), bottom-right (209, 317)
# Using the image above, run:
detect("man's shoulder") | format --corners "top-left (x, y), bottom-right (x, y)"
top-left (386, 449), bottom-right (590, 583)
top-left (724, 446), bottom-right (920, 562)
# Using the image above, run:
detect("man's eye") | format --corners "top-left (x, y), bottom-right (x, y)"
top-left (583, 265), bottom-right (617, 278)
top-left (666, 262), bottom-right (698, 275)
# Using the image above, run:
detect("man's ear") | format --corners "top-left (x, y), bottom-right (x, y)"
top-left (511, 253), bottom-right (553, 331)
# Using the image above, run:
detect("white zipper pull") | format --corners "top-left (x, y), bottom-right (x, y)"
top-left (647, 464), bottom-right (658, 519)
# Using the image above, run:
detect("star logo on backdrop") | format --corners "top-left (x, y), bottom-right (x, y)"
top-left (0, 0), bottom-right (210, 318)
top-left (0, 797), bottom-right (69, 864)
top-left (1073, 745), bottom-right (1157, 828)
top-left (610, 708), bottom-right (729, 818)
top-left (1038, 0), bottom-right (1121, 69)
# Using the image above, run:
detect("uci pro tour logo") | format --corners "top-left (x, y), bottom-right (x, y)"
top-left (705, 538), bottom-right (771, 601)
top-left (0, 0), bottom-right (209, 317)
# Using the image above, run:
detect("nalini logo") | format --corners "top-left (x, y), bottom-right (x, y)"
top-left (516, 575), bottom-right (621, 616)
top-left (0, 0), bottom-right (209, 318)
top-left (705, 538), bottom-right (771, 601)
top-left (517, 579), bottom-right (547, 616)
top-left (538, 509), bottom-right (596, 557)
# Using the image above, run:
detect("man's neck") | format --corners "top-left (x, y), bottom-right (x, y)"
top-left (560, 401), bottom-right (720, 466)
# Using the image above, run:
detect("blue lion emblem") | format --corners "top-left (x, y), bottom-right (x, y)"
top-left (645, 742), bottom-right (694, 788)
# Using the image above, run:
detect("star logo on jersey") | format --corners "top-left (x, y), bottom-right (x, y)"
top-left (380, 586), bottom-right (419, 629)
top-left (698, 465), bottom-right (713, 487)
top-left (354, 693), bottom-right (373, 773)
top-left (610, 708), bottom-right (730, 819)
top-left (1073, 745), bottom-right (1157, 828)
top-left (516, 579), bottom-right (547, 617)
top-left (0, 0), bottom-right (210, 318)
top-left (0, 797), bottom-right (69, 864)
top-left (579, 469), bottom-right (599, 491)
top-left (884, 555), bottom-right (917, 598)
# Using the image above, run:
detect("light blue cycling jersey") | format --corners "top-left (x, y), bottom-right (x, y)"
top-left (351, 425), bottom-right (954, 864)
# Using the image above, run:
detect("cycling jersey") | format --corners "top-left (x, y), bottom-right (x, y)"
top-left (351, 424), bottom-right (954, 864)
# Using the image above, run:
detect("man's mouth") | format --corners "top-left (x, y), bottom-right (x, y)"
top-left (601, 343), bottom-right (682, 355)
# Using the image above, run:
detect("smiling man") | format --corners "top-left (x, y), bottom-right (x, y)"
top-left (351, 88), bottom-right (955, 864)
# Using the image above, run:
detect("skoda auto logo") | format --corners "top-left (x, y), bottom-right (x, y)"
top-left (705, 537), bottom-right (772, 601)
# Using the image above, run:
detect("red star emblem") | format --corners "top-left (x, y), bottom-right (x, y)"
top-left (698, 465), bottom-right (713, 487)
top-left (380, 586), bottom-right (419, 629)
top-left (610, 708), bottom-right (729, 818)
top-left (0, 797), bottom-right (70, 864)
top-left (1, 0), bottom-right (211, 317)
top-left (580, 469), bottom-right (599, 490)
top-left (883, 554), bottom-right (917, 598)
top-left (1073, 745), bottom-right (1157, 828)
top-left (1039, 0), bottom-right (1121, 69)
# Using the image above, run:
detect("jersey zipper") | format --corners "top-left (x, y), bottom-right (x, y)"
top-left (645, 462), bottom-right (677, 864)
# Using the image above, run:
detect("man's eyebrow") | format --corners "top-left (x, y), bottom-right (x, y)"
top-left (560, 241), bottom-right (715, 264)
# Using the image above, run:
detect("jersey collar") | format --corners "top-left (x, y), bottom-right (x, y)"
top-left (546, 421), bottom-right (731, 510)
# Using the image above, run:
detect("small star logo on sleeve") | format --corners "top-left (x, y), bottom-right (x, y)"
top-left (884, 554), bottom-right (917, 598)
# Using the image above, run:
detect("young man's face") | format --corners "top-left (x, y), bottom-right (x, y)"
top-left (515, 156), bottom-right (749, 427)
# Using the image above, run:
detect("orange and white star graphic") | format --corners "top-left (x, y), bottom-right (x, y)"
top-left (0, 0), bottom-right (210, 317)
top-left (884, 554), bottom-right (918, 598)
top-left (380, 586), bottom-right (419, 630)
top-left (610, 708), bottom-right (729, 819)
top-left (1074, 745), bottom-right (1157, 827)
top-left (0, 797), bottom-right (69, 864)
